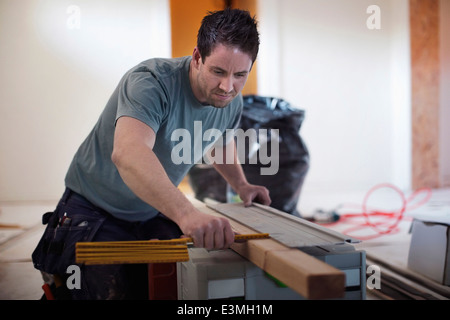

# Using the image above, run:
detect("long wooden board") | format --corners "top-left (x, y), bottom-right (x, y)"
top-left (210, 202), bottom-right (359, 247)
top-left (190, 197), bottom-right (346, 299)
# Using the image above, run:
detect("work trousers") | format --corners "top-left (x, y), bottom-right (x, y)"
top-left (32, 188), bottom-right (182, 300)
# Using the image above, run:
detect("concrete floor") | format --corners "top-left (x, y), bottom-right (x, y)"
top-left (1, 187), bottom-right (449, 300)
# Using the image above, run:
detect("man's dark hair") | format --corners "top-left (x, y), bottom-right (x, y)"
top-left (197, 8), bottom-right (260, 64)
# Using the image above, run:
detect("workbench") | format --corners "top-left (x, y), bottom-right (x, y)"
top-left (170, 197), bottom-right (366, 300)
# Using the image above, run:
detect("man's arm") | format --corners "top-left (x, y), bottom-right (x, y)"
top-left (111, 116), bottom-right (235, 250)
top-left (210, 140), bottom-right (271, 207)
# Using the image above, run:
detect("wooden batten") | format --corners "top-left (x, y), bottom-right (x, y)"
top-left (410, 0), bottom-right (441, 189)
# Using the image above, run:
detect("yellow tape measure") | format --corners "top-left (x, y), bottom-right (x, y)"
top-left (177, 233), bottom-right (270, 245)
top-left (144, 233), bottom-right (270, 245)
top-left (233, 233), bottom-right (271, 241)
top-left (188, 232), bottom-right (269, 244)
top-left (76, 233), bottom-right (269, 249)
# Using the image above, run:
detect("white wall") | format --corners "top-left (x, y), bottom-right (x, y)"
top-left (257, 0), bottom-right (412, 194)
top-left (0, 0), bottom-right (171, 201)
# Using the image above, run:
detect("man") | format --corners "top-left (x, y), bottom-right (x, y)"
top-left (32, 8), bottom-right (270, 299)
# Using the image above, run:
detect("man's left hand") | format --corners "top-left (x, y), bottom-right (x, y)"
top-left (236, 183), bottom-right (271, 207)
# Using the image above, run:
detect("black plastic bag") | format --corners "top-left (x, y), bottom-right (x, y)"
top-left (187, 95), bottom-right (309, 216)
top-left (238, 95), bottom-right (309, 216)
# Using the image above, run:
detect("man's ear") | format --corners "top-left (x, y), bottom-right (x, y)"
top-left (192, 47), bottom-right (202, 68)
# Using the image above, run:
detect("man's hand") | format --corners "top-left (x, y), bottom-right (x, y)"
top-left (178, 209), bottom-right (235, 250)
top-left (236, 183), bottom-right (271, 207)
top-left (210, 140), bottom-right (271, 208)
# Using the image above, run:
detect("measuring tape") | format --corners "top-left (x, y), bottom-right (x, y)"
top-left (77, 233), bottom-right (269, 247)
top-left (148, 233), bottom-right (270, 245)
top-left (234, 233), bottom-right (270, 241)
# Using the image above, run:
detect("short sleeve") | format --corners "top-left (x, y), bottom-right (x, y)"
top-left (115, 70), bottom-right (168, 133)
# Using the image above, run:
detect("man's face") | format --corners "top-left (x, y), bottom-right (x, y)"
top-left (191, 44), bottom-right (253, 108)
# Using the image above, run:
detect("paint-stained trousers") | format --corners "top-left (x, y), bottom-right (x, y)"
top-left (32, 188), bottom-right (182, 299)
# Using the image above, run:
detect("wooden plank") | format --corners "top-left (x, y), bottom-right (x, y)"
top-left (410, 0), bottom-right (441, 189)
top-left (265, 250), bottom-right (346, 300)
top-left (210, 202), bottom-right (359, 247)
top-left (190, 197), bottom-right (346, 299)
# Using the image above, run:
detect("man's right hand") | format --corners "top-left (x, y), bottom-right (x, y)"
top-left (178, 209), bottom-right (235, 250)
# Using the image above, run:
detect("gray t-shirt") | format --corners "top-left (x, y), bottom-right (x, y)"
top-left (65, 56), bottom-right (242, 221)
